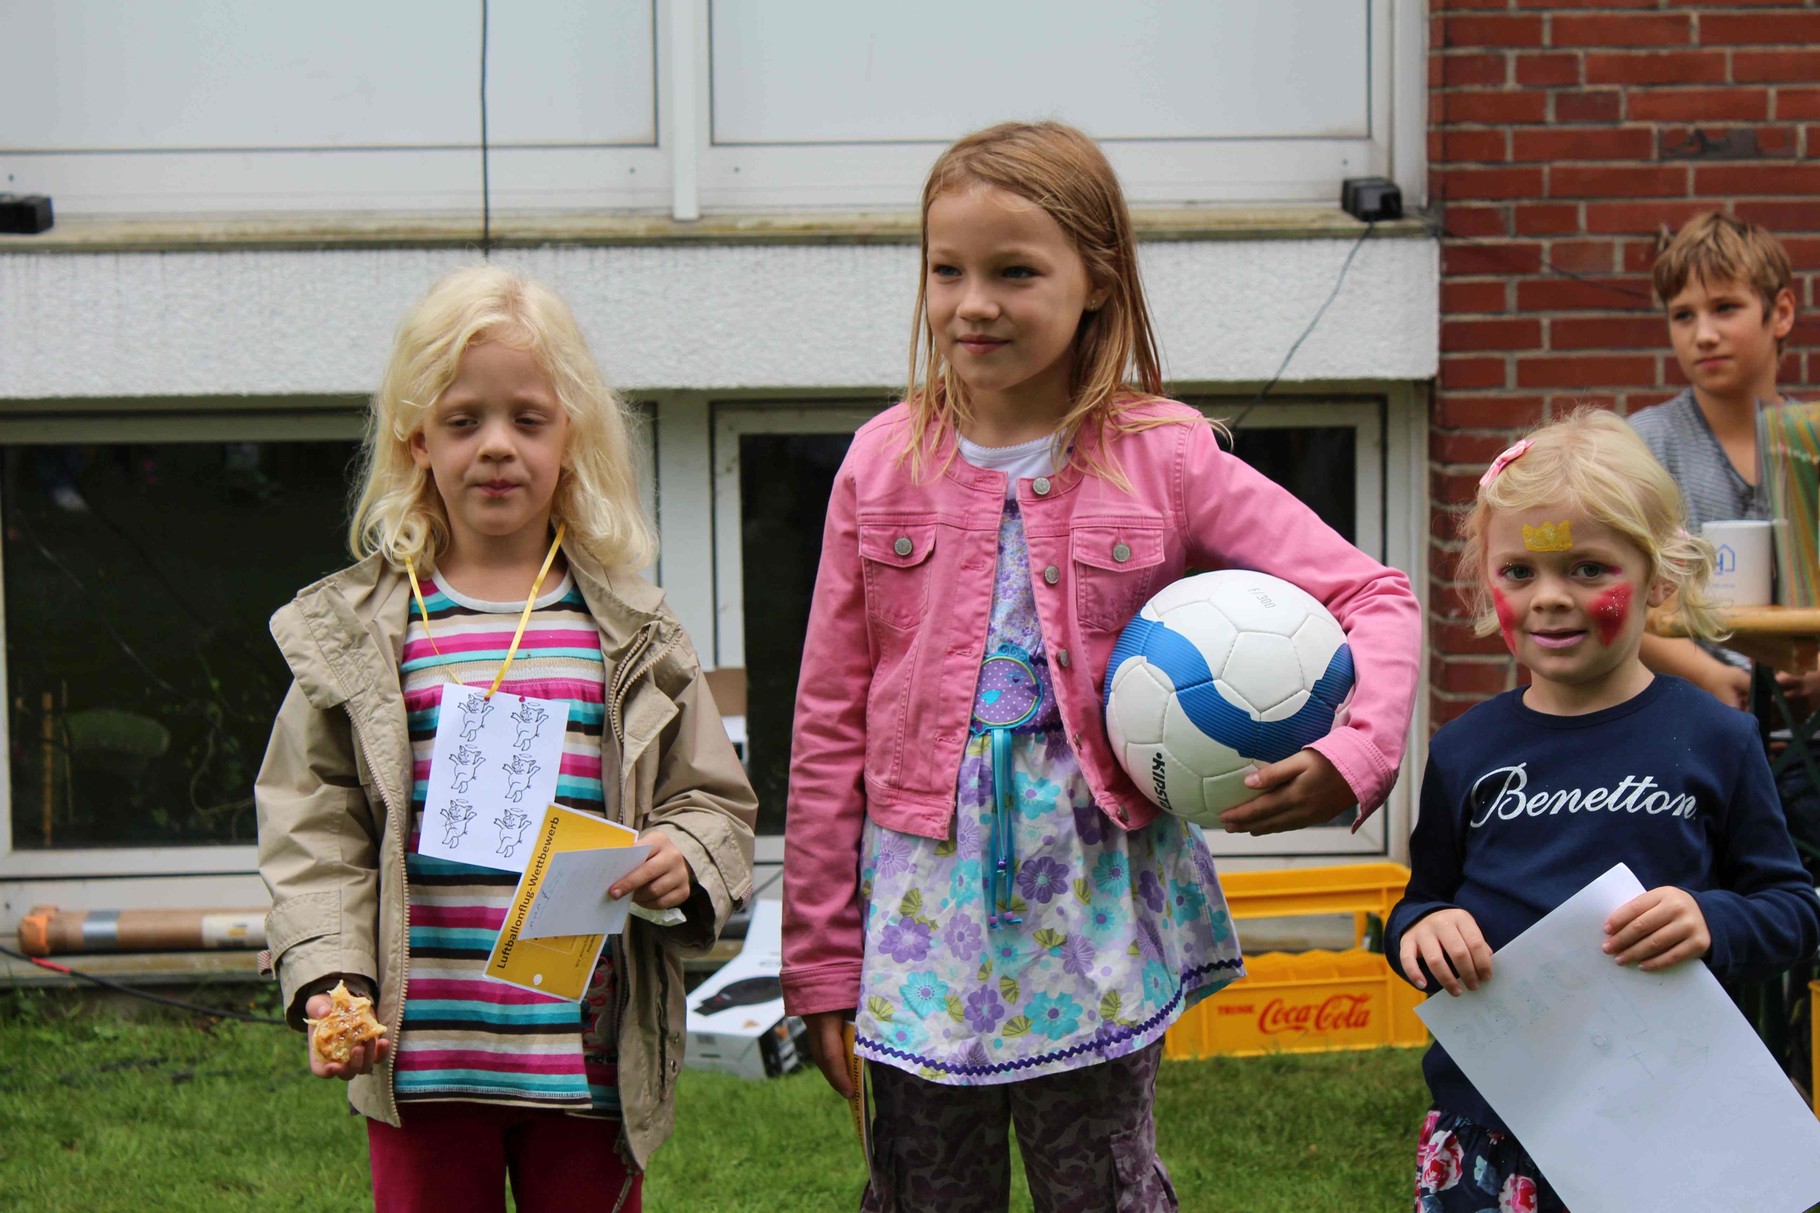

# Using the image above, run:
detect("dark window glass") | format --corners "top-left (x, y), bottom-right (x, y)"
top-left (738, 432), bottom-right (853, 837)
top-left (1222, 423), bottom-right (1362, 829)
top-left (734, 418), bottom-right (1363, 836)
top-left (6, 441), bottom-right (358, 849)
top-left (1222, 425), bottom-right (1357, 544)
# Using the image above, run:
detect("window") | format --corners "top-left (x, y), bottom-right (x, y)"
top-left (3, 437), bottom-right (358, 856)
top-left (704, 396), bottom-right (1403, 861)
top-left (0, 395), bottom-right (661, 878)
top-left (3, 0), bottom-right (1423, 217)
top-left (1, 1), bottom-right (665, 213)
top-left (699, 0), bottom-right (1399, 210)
top-left (711, 406), bottom-right (878, 843)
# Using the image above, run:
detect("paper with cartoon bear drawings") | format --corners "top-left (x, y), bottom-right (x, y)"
top-left (417, 683), bottom-right (570, 872)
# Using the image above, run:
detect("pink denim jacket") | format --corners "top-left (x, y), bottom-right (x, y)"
top-left (781, 400), bottom-right (1421, 1016)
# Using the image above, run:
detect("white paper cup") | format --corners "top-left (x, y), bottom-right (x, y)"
top-left (1702, 519), bottom-right (1773, 608)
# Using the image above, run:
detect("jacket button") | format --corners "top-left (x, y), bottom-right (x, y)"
top-left (894, 536), bottom-right (913, 557)
top-left (1057, 648), bottom-right (1070, 668)
top-left (1112, 542), bottom-right (1132, 563)
top-left (1043, 565), bottom-right (1060, 585)
top-left (1033, 476), bottom-right (1051, 496)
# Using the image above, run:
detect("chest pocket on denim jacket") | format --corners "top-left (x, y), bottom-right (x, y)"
top-left (1073, 523), bottom-right (1167, 631)
top-left (860, 524), bottom-right (937, 630)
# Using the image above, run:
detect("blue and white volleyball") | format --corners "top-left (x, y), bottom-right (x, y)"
top-left (1102, 570), bottom-right (1354, 826)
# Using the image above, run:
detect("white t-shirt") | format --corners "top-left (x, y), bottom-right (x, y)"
top-left (956, 433), bottom-right (1057, 500)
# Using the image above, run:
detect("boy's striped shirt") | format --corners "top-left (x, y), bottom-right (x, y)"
top-left (393, 571), bottom-right (620, 1114)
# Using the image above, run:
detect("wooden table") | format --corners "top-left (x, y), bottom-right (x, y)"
top-left (1647, 603), bottom-right (1820, 1082)
top-left (1647, 604), bottom-right (1820, 673)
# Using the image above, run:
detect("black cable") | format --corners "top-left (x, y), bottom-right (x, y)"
top-left (1225, 221), bottom-right (1376, 435)
top-left (479, 0), bottom-right (492, 259)
top-left (0, 944), bottom-right (285, 1026)
top-left (80, 493), bottom-right (275, 685)
top-left (1225, 206), bottom-right (1656, 440)
top-left (11, 506), bottom-right (192, 706)
top-left (1424, 213), bottom-right (1655, 304)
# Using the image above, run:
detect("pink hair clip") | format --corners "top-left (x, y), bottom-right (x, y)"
top-left (1479, 438), bottom-right (1533, 488)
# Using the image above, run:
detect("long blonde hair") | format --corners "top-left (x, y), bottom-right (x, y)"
top-left (902, 121), bottom-right (1186, 483)
top-left (1458, 408), bottom-right (1723, 642)
top-left (348, 266), bottom-right (655, 572)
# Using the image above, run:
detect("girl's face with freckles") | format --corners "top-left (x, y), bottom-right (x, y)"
top-left (1483, 504), bottom-right (1671, 715)
top-left (923, 183), bottom-right (1097, 436)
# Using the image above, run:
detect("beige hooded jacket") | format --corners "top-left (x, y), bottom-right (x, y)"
top-left (254, 544), bottom-right (756, 1169)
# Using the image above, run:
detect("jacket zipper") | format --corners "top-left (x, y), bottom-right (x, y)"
top-left (604, 620), bottom-right (683, 1126)
top-left (343, 700), bottom-right (409, 1126)
top-left (605, 622), bottom-right (659, 764)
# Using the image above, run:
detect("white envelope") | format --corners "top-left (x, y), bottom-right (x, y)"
top-left (518, 845), bottom-right (651, 939)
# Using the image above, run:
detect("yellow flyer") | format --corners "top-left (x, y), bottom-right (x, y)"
top-left (842, 1020), bottom-right (873, 1162)
top-left (485, 804), bottom-right (640, 1001)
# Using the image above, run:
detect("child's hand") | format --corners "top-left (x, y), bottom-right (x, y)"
top-left (1398, 908), bottom-right (1492, 996)
top-left (1602, 886), bottom-right (1711, 970)
top-left (303, 990), bottom-right (390, 1081)
top-left (1697, 662), bottom-right (1751, 711)
top-left (802, 1010), bottom-right (855, 1100)
top-left (1776, 667), bottom-right (1820, 716)
top-left (1219, 750), bottom-right (1354, 836)
top-left (612, 830), bottom-right (695, 909)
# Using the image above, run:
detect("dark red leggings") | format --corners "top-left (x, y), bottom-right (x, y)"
top-left (366, 1102), bottom-right (642, 1213)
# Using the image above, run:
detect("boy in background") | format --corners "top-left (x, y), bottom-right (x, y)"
top-left (1629, 213), bottom-right (1800, 709)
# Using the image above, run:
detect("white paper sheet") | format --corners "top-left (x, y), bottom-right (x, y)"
top-left (416, 684), bottom-right (570, 871)
top-left (1417, 863), bottom-right (1820, 1213)
top-left (517, 845), bottom-right (651, 940)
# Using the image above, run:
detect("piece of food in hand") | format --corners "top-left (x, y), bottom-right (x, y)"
top-left (306, 980), bottom-right (386, 1064)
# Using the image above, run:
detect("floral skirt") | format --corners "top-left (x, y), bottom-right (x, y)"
top-left (1416, 1109), bottom-right (1569, 1213)
top-left (853, 727), bottom-right (1244, 1085)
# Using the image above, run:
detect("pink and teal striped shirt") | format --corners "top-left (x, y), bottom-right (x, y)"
top-left (395, 572), bottom-right (620, 1114)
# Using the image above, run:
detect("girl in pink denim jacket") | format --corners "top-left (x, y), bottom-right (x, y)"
top-left (782, 122), bottom-right (1421, 1213)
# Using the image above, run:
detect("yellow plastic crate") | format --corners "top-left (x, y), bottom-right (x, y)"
top-left (1165, 948), bottom-right (1427, 1059)
top-left (1812, 980), bottom-right (1820, 1116)
top-left (1220, 861), bottom-right (1412, 947)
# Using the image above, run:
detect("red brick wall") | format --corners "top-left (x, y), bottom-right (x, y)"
top-left (1429, 0), bottom-right (1820, 726)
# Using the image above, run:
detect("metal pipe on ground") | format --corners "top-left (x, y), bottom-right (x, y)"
top-left (17, 906), bottom-right (267, 956)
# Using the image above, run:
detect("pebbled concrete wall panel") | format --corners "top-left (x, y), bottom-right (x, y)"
top-left (0, 237), bottom-right (1437, 399)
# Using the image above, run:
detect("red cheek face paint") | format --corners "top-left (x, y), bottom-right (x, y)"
top-left (1492, 589), bottom-right (1517, 653)
top-left (1591, 583), bottom-right (1633, 646)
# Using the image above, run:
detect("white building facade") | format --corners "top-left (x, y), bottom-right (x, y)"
top-left (0, 1), bottom-right (1435, 933)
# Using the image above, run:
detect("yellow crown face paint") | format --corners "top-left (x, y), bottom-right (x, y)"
top-left (1522, 520), bottom-right (1573, 553)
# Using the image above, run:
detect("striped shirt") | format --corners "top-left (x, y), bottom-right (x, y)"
top-left (1630, 389), bottom-right (1773, 668)
top-left (394, 571), bottom-right (620, 1113)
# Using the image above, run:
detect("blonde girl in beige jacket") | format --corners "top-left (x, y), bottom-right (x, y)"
top-left (256, 267), bottom-right (754, 1213)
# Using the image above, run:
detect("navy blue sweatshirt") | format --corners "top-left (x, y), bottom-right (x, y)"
top-left (1385, 676), bottom-right (1820, 1133)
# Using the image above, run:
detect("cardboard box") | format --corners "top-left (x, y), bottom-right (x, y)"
top-left (685, 898), bottom-right (806, 1080)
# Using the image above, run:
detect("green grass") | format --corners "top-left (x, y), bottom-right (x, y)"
top-left (0, 990), bottom-right (1429, 1212)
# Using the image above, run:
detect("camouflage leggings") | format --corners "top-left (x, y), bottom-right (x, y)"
top-left (861, 1040), bottom-right (1178, 1213)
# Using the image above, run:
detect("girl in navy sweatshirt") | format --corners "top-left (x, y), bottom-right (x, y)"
top-left (1386, 409), bottom-right (1819, 1212)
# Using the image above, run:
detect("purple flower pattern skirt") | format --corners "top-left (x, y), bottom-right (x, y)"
top-left (855, 503), bottom-right (1244, 1084)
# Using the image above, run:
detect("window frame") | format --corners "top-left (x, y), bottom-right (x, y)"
top-left (0, 400), bottom-right (659, 880)
top-left (695, 390), bottom-right (1420, 864)
top-left (671, 0), bottom-right (1427, 218)
top-left (5, 0), bottom-right (1427, 220)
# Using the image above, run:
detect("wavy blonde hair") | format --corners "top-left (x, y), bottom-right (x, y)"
top-left (348, 265), bottom-right (655, 572)
top-left (1458, 408), bottom-right (1724, 642)
top-left (901, 121), bottom-right (1195, 483)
